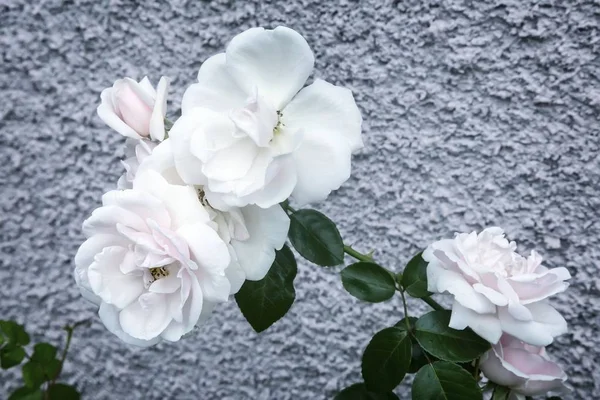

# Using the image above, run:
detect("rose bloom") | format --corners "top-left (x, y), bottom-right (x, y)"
top-left (169, 26), bottom-right (363, 210)
top-left (75, 170), bottom-right (237, 346)
top-left (423, 227), bottom-right (570, 346)
top-left (137, 139), bottom-right (291, 282)
top-left (98, 76), bottom-right (169, 141)
top-left (481, 334), bottom-right (568, 399)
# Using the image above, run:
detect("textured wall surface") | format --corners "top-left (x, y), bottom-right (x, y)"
top-left (1, 0), bottom-right (599, 398)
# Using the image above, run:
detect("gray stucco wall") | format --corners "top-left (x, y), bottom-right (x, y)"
top-left (1, 0), bottom-right (599, 398)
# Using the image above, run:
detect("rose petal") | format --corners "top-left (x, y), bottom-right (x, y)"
top-left (473, 283), bottom-right (508, 306)
top-left (98, 302), bottom-right (160, 347)
top-left (75, 233), bottom-right (124, 273)
top-left (138, 76), bottom-right (156, 97)
top-left (149, 76), bottom-right (169, 141)
top-left (182, 53), bottom-right (249, 113)
top-left (133, 170), bottom-right (211, 229)
top-left (449, 300), bottom-right (503, 344)
top-left (178, 222), bottom-right (231, 303)
top-left (115, 78), bottom-right (154, 137)
top-left (119, 292), bottom-right (172, 340)
top-left (88, 246), bottom-right (144, 309)
top-left (168, 112), bottom-right (211, 185)
top-left (225, 26), bottom-right (314, 110)
top-left (509, 267), bottom-right (571, 304)
top-left (83, 205), bottom-right (148, 236)
top-left (231, 205), bottom-right (290, 281)
top-left (427, 261), bottom-right (496, 314)
top-left (97, 87), bottom-right (143, 139)
top-left (161, 269), bottom-right (204, 341)
top-left (498, 302), bottom-right (567, 346)
top-left (225, 245), bottom-right (246, 295)
top-left (497, 278), bottom-right (533, 321)
top-left (245, 155), bottom-right (298, 208)
top-left (137, 139), bottom-right (186, 185)
top-left (101, 189), bottom-right (171, 228)
top-left (288, 130), bottom-right (352, 206)
top-left (283, 79), bottom-right (363, 152)
top-left (202, 138), bottom-right (258, 182)
top-left (480, 347), bottom-right (527, 387)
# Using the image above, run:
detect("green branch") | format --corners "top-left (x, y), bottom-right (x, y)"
top-left (343, 245), bottom-right (373, 263)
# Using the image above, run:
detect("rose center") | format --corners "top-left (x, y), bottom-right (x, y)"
top-left (196, 187), bottom-right (208, 206)
top-left (273, 110), bottom-right (284, 136)
top-left (229, 89), bottom-right (280, 147)
top-left (149, 266), bottom-right (169, 282)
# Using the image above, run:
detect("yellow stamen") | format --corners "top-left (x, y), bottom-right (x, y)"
top-left (150, 266), bottom-right (169, 282)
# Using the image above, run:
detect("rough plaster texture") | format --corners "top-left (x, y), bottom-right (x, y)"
top-left (1, 0), bottom-right (599, 398)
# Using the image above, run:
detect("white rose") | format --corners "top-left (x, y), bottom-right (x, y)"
top-left (74, 169), bottom-right (233, 345)
top-left (480, 334), bottom-right (568, 399)
top-left (97, 76), bottom-right (169, 141)
top-left (137, 139), bottom-right (291, 284)
top-left (117, 139), bottom-right (157, 189)
top-left (423, 227), bottom-right (570, 346)
top-left (169, 26), bottom-right (363, 210)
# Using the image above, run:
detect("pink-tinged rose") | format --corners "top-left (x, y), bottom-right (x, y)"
top-left (480, 334), bottom-right (568, 399)
top-left (98, 76), bottom-right (169, 141)
top-left (423, 227), bottom-right (570, 346)
top-left (74, 170), bottom-right (233, 345)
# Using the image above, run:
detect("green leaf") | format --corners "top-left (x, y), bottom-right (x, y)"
top-left (414, 310), bottom-right (490, 362)
top-left (235, 245), bottom-right (297, 333)
top-left (22, 362), bottom-right (46, 388)
top-left (335, 383), bottom-right (399, 399)
top-left (0, 320), bottom-right (30, 346)
top-left (288, 209), bottom-right (344, 266)
top-left (47, 384), bottom-right (80, 400)
top-left (362, 327), bottom-right (412, 392)
top-left (407, 341), bottom-right (430, 374)
top-left (492, 385), bottom-right (511, 400)
top-left (31, 343), bottom-right (58, 363)
top-left (341, 262), bottom-right (396, 303)
top-left (394, 316), bottom-right (417, 329)
top-left (8, 387), bottom-right (43, 400)
top-left (412, 361), bottom-right (482, 400)
top-left (400, 252), bottom-right (431, 298)
top-left (1, 345), bottom-right (26, 369)
top-left (43, 359), bottom-right (62, 380)
top-left (29, 343), bottom-right (61, 380)
top-left (394, 317), bottom-right (433, 373)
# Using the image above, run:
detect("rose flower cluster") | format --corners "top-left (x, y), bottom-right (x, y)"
top-left (74, 26), bottom-right (362, 346)
top-left (424, 228), bottom-right (570, 398)
top-left (74, 25), bottom-right (570, 400)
